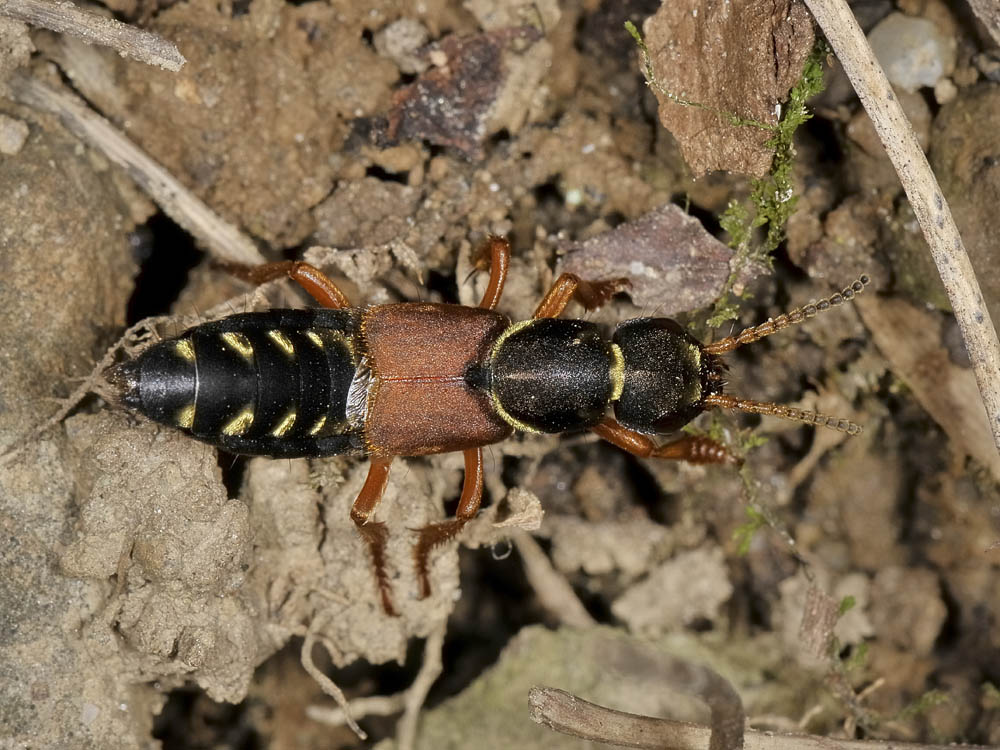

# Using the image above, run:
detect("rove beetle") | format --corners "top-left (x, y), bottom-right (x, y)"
top-left (108, 237), bottom-right (869, 614)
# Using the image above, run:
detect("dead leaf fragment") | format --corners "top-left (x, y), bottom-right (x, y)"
top-left (387, 27), bottom-right (546, 160)
top-left (557, 203), bottom-right (740, 315)
top-left (642, 0), bottom-right (815, 177)
top-left (856, 294), bottom-right (1000, 482)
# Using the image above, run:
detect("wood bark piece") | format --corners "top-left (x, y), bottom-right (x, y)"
top-left (558, 203), bottom-right (739, 315)
top-left (641, 0), bottom-right (814, 177)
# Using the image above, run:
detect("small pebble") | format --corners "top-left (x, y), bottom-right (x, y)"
top-left (934, 76), bottom-right (958, 104)
top-left (0, 114), bottom-right (29, 155)
top-left (373, 18), bottom-right (429, 74)
top-left (973, 51), bottom-right (1000, 82)
top-left (868, 12), bottom-right (956, 91)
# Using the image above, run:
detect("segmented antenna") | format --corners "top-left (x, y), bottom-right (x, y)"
top-left (703, 394), bottom-right (863, 435)
top-left (704, 275), bottom-right (870, 355)
top-left (702, 275), bottom-right (870, 435)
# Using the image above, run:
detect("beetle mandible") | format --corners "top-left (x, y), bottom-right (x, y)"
top-left (108, 236), bottom-right (868, 614)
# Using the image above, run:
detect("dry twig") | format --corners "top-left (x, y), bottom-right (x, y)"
top-left (7, 71), bottom-right (264, 266)
top-left (396, 621), bottom-right (446, 750)
top-left (300, 616), bottom-right (366, 740)
top-left (534, 636), bottom-right (746, 750)
top-left (0, 0), bottom-right (185, 70)
top-left (530, 687), bottom-right (996, 750)
top-left (512, 531), bottom-right (596, 628)
top-left (304, 620), bottom-right (448, 750)
top-left (802, 0), bottom-right (1000, 457)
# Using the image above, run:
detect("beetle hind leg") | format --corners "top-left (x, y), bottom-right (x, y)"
top-left (217, 260), bottom-right (351, 310)
top-left (413, 448), bottom-right (484, 599)
top-left (350, 457), bottom-right (398, 615)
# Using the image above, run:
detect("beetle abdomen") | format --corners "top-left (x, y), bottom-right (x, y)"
top-left (109, 309), bottom-right (366, 457)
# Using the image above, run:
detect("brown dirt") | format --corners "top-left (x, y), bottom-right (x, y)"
top-left (1, 0), bottom-right (999, 748)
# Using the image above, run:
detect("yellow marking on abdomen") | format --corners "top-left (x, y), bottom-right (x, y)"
top-left (308, 415), bottom-right (327, 435)
top-left (176, 403), bottom-right (195, 429)
top-left (271, 410), bottom-right (297, 437)
top-left (267, 330), bottom-right (295, 356)
top-left (174, 338), bottom-right (195, 362)
top-left (222, 407), bottom-right (254, 436)
top-left (221, 332), bottom-right (254, 360)
top-left (306, 330), bottom-right (324, 349)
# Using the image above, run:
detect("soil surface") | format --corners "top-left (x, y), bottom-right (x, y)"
top-left (1, 0), bottom-right (999, 748)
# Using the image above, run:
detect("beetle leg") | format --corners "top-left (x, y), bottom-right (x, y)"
top-left (533, 273), bottom-right (630, 319)
top-left (472, 235), bottom-right (511, 311)
top-left (413, 448), bottom-right (484, 599)
top-left (217, 260), bottom-right (351, 310)
top-left (350, 457), bottom-right (398, 615)
top-left (592, 417), bottom-right (740, 465)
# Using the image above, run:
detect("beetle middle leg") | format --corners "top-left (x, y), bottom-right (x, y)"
top-left (592, 417), bottom-right (740, 466)
top-left (471, 235), bottom-right (511, 311)
top-left (413, 447), bottom-right (484, 599)
top-left (350, 457), bottom-right (398, 615)
top-left (533, 273), bottom-right (630, 319)
top-left (218, 260), bottom-right (351, 309)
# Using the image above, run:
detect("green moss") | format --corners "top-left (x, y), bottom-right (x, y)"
top-left (837, 595), bottom-right (857, 617)
top-left (843, 641), bottom-right (869, 672)
top-left (896, 690), bottom-right (950, 721)
top-left (733, 506), bottom-right (767, 556)
top-left (982, 682), bottom-right (1000, 709)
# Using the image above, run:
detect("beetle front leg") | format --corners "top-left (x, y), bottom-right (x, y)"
top-left (217, 260), bottom-right (352, 310)
top-left (350, 457), bottom-right (398, 615)
top-left (533, 273), bottom-right (630, 319)
top-left (592, 417), bottom-right (740, 466)
top-left (413, 448), bottom-right (484, 599)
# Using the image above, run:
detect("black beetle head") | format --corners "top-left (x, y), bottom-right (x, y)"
top-left (611, 318), bottom-right (725, 434)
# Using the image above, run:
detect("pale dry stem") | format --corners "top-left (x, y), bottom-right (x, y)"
top-left (300, 615), bottom-right (367, 740)
top-left (7, 72), bottom-right (264, 266)
top-left (512, 531), bottom-right (595, 627)
top-left (802, 0), bottom-right (1000, 458)
top-left (529, 687), bottom-right (996, 750)
top-left (396, 620), bottom-right (446, 750)
top-left (304, 620), bottom-right (448, 749)
top-left (0, 0), bottom-right (184, 70)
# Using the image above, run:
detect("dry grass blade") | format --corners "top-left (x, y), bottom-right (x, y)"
top-left (0, 0), bottom-right (185, 70)
top-left (532, 636), bottom-right (746, 750)
top-left (529, 687), bottom-right (997, 750)
top-left (802, 0), bottom-right (1000, 457)
top-left (7, 71), bottom-right (264, 265)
